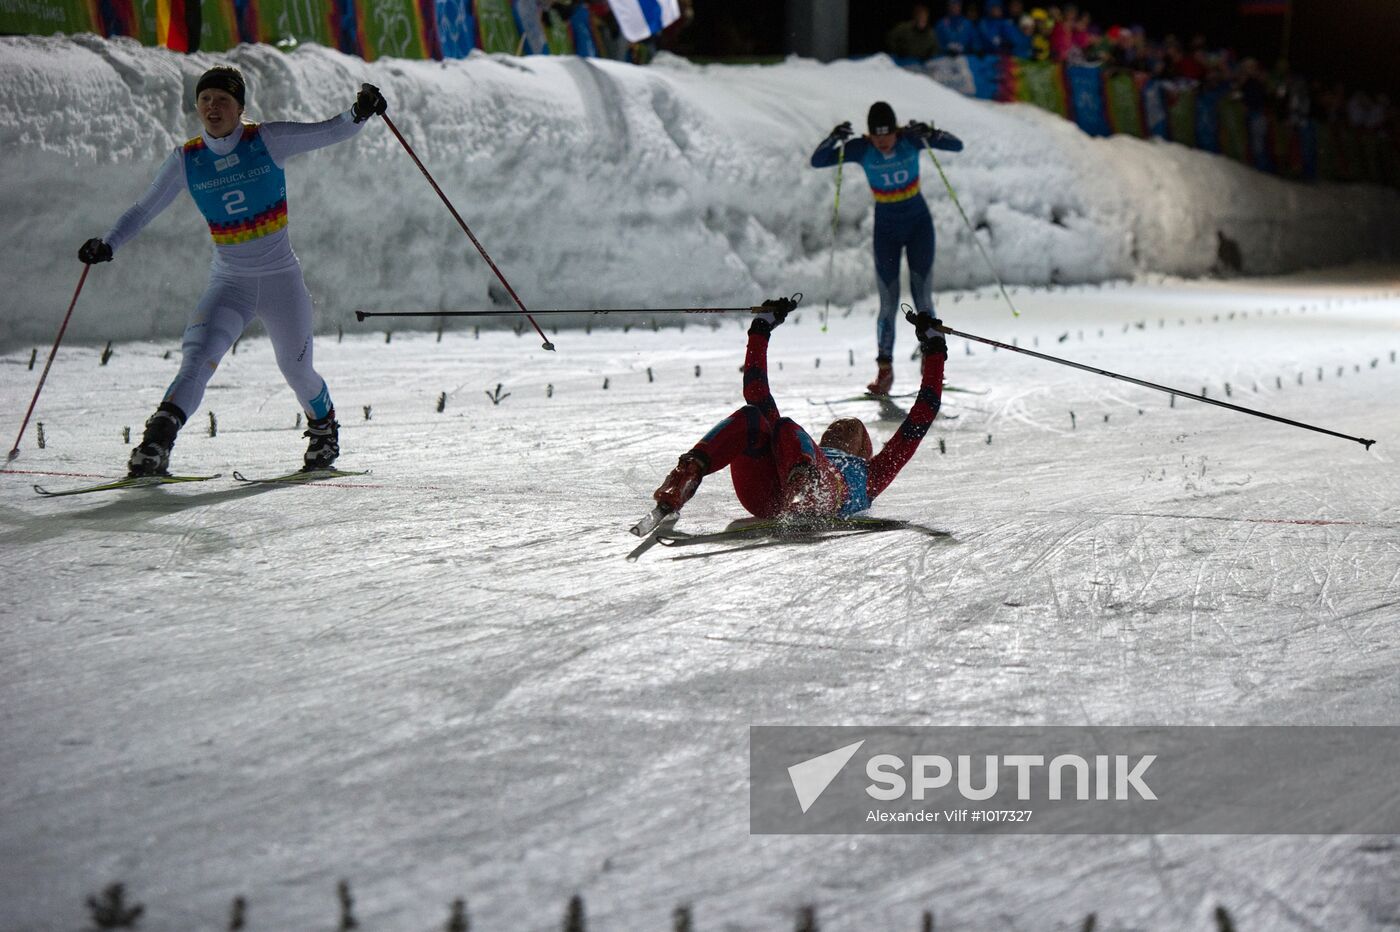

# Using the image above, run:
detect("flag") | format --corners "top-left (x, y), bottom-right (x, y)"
top-left (1239, 1), bottom-right (1288, 14)
top-left (606, 0), bottom-right (679, 42)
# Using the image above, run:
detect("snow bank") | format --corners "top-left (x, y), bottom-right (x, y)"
top-left (2, 34), bottom-right (1397, 349)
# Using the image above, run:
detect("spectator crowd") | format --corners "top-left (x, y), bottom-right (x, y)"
top-left (885, 1), bottom-right (1396, 146)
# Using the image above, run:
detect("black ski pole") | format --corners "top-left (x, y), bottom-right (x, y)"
top-left (937, 320), bottom-right (1375, 449)
top-left (9, 264), bottom-right (90, 462)
top-left (358, 305), bottom-right (768, 321)
top-left (378, 113), bottom-right (555, 352)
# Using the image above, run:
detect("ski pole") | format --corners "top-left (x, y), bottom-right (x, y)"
top-left (355, 300), bottom-right (798, 321)
top-left (933, 316), bottom-right (1375, 449)
top-left (377, 113), bottom-right (555, 352)
top-left (8, 264), bottom-right (91, 462)
top-left (822, 143), bottom-right (845, 334)
top-left (922, 137), bottom-right (1020, 319)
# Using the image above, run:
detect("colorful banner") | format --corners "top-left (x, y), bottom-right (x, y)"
top-left (359, 0), bottom-right (428, 59)
top-left (256, 0), bottom-right (336, 48)
top-left (513, 0), bottom-right (544, 53)
top-left (542, 4), bottom-right (571, 54)
top-left (95, 0), bottom-right (138, 37)
top-left (472, 0), bottom-right (517, 53)
top-left (924, 55), bottom-right (977, 97)
top-left (1194, 86), bottom-right (1225, 153)
top-left (230, 0), bottom-right (259, 42)
top-left (1014, 60), bottom-right (1069, 118)
top-left (1166, 85), bottom-right (1196, 147)
top-left (0, 0), bottom-right (94, 35)
top-left (1104, 71), bottom-right (1145, 138)
top-left (1141, 79), bottom-right (1169, 138)
top-left (567, 1), bottom-right (595, 56)
top-left (962, 54), bottom-right (998, 99)
top-left (434, 0), bottom-right (474, 57)
top-left (1066, 64), bottom-right (1108, 136)
top-left (1217, 96), bottom-right (1249, 163)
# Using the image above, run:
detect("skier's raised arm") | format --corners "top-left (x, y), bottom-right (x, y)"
top-left (867, 312), bottom-right (947, 500)
top-left (260, 84), bottom-right (386, 165)
top-left (741, 297), bottom-right (797, 420)
top-left (811, 121), bottom-right (867, 168)
top-left (901, 120), bottom-right (964, 153)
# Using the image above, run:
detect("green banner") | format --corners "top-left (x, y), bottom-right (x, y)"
top-left (1104, 73), bottom-right (1144, 138)
top-left (1167, 88), bottom-right (1196, 147)
top-left (473, 0), bottom-right (517, 53)
top-left (0, 0), bottom-right (94, 35)
top-left (198, 0), bottom-right (238, 51)
top-left (1217, 97), bottom-right (1248, 164)
top-left (544, 6), bottom-right (571, 54)
top-left (256, 0), bottom-right (333, 49)
top-left (1016, 61), bottom-right (1068, 118)
top-left (360, 0), bottom-right (426, 59)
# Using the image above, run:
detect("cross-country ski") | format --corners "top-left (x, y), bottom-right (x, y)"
top-left (231, 468), bottom-right (370, 485)
top-left (32, 474), bottom-right (222, 497)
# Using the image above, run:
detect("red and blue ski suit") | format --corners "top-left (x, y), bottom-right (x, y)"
top-left (684, 327), bottom-right (947, 519)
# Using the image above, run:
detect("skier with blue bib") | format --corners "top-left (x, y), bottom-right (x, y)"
top-left (78, 66), bottom-right (386, 477)
top-left (811, 101), bottom-right (963, 395)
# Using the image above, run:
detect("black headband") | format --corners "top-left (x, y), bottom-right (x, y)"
top-left (195, 68), bottom-right (245, 107)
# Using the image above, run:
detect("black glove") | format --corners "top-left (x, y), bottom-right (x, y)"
top-left (904, 120), bottom-right (936, 140)
top-left (750, 296), bottom-right (798, 335)
top-left (352, 83), bottom-right (387, 123)
top-left (78, 238), bottom-right (113, 264)
top-left (905, 309), bottom-right (947, 355)
top-left (828, 121), bottom-right (853, 143)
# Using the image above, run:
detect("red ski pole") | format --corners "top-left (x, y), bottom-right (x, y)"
top-left (8, 264), bottom-right (91, 462)
top-left (378, 113), bottom-right (555, 352)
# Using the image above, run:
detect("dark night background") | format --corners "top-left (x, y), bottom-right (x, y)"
top-left (681, 1), bottom-right (1400, 100)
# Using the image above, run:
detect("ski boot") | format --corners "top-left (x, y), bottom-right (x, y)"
top-left (652, 452), bottom-right (707, 514)
top-left (302, 410), bottom-right (340, 471)
top-left (127, 402), bottom-right (185, 477)
top-left (866, 358), bottom-right (894, 396)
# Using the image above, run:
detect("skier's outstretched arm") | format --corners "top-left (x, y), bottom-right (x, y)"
top-left (742, 297), bottom-right (798, 419)
top-left (867, 314), bottom-right (947, 500)
top-left (261, 84), bottom-right (387, 165)
top-left (83, 151), bottom-right (186, 260)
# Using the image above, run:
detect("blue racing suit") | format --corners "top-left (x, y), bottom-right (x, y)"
top-left (811, 126), bottom-right (963, 360)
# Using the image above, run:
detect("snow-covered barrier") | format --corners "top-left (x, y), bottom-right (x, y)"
top-left (2, 35), bottom-right (1397, 350)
